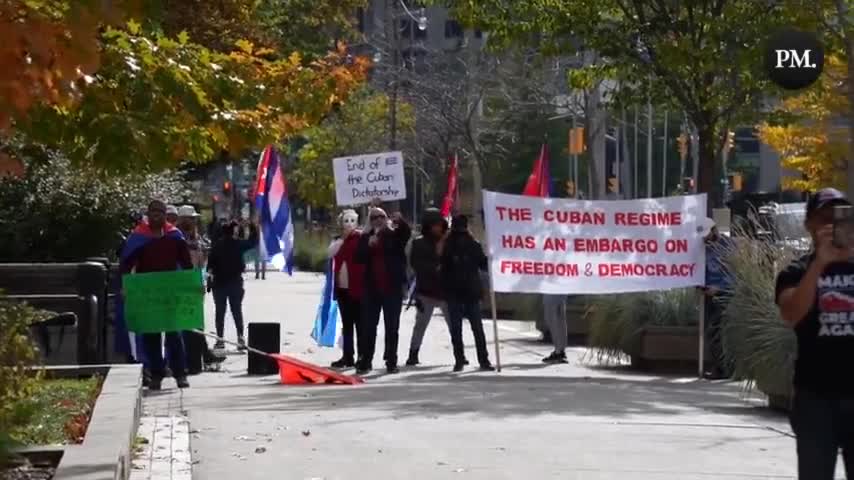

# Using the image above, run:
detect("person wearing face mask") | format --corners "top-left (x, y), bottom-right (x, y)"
top-left (354, 206), bottom-right (411, 374)
top-left (776, 188), bottom-right (854, 479)
top-left (328, 209), bottom-right (365, 368)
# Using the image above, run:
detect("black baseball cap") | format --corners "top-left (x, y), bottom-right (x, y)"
top-left (806, 188), bottom-right (850, 218)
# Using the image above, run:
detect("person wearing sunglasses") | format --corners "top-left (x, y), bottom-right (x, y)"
top-left (354, 205), bottom-right (411, 374)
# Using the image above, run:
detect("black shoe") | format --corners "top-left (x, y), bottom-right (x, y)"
top-left (176, 376), bottom-right (190, 389)
top-left (237, 337), bottom-right (247, 352)
top-left (542, 352), bottom-right (569, 364)
top-left (148, 377), bottom-right (162, 391)
top-left (331, 357), bottom-right (355, 368)
top-left (405, 351), bottom-right (419, 366)
top-left (479, 363), bottom-right (495, 372)
top-left (463, 359), bottom-right (470, 366)
top-left (453, 363), bottom-right (464, 372)
top-left (214, 340), bottom-right (225, 350)
top-left (386, 365), bottom-right (400, 374)
top-left (356, 363), bottom-right (372, 375)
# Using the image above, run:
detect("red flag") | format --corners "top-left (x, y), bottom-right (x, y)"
top-left (522, 144), bottom-right (552, 197)
top-left (440, 153), bottom-right (459, 217)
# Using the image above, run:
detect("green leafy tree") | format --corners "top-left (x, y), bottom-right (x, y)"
top-left (0, 148), bottom-right (188, 262)
top-left (442, 0), bottom-right (811, 206)
top-left (17, 25), bottom-right (368, 172)
top-left (292, 87), bottom-right (415, 208)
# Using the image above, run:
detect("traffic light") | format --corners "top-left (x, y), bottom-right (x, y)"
top-left (676, 134), bottom-right (688, 159)
top-left (223, 180), bottom-right (232, 193)
top-left (724, 130), bottom-right (736, 152)
top-left (607, 176), bottom-right (618, 193)
top-left (566, 180), bottom-right (576, 197)
top-left (568, 127), bottom-right (585, 155)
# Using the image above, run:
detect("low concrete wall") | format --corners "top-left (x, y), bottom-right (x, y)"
top-left (631, 326), bottom-right (707, 373)
top-left (47, 364), bottom-right (143, 480)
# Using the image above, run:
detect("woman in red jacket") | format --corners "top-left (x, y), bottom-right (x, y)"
top-left (328, 209), bottom-right (365, 368)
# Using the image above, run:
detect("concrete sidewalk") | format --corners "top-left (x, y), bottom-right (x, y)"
top-left (142, 272), bottom-right (831, 479)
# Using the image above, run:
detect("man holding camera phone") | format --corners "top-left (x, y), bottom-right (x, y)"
top-left (776, 188), bottom-right (854, 479)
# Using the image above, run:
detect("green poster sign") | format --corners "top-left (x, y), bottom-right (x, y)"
top-left (123, 269), bottom-right (205, 333)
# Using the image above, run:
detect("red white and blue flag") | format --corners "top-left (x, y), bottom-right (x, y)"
top-left (522, 144), bottom-right (552, 198)
top-left (255, 145), bottom-right (295, 274)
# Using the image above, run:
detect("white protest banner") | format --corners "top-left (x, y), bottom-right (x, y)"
top-left (333, 151), bottom-right (407, 206)
top-left (482, 190), bottom-right (708, 295)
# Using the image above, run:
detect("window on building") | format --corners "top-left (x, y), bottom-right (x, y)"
top-left (445, 20), bottom-right (463, 38)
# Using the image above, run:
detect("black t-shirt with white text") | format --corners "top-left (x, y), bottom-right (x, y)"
top-left (775, 254), bottom-right (854, 395)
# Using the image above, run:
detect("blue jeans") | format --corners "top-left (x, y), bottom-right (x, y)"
top-left (790, 389), bottom-right (854, 479)
top-left (213, 278), bottom-right (245, 339)
top-left (142, 332), bottom-right (187, 379)
top-left (360, 290), bottom-right (403, 367)
top-left (447, 300), bottom-right (490, 366)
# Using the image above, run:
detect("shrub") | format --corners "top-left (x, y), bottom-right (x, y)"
top-left (587, 288), bottom-right (699, 362)
top-left (0, 296), bottom-right (47, 466)
top-left (293, 228), bottom-right (332, 273)
top-left (0, 150), bottom-right (188, 262)
top-left (719, 223), bottom-right (800, 397)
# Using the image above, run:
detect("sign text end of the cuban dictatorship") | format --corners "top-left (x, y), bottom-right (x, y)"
top-left (482, 191), bottom-right (708, 295)
top-left (333, 151), bottom-right (408, 206)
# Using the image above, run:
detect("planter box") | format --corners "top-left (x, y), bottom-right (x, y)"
top-left (12, 364), bottom-right (143, 480)
top-left (631, 325), bottom-right (708, 373)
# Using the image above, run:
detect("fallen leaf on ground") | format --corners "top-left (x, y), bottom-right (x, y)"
top-left (301, 430), bottom-right (311, 437)
top-left (255, 447), bottom-right (267, 454)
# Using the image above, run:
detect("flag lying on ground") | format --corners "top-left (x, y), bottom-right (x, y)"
top-left (311, 258), bottom-right (339, 347)
top-left (255, 145), bottom-right (295, 274)
top-left (522, 144), bottom-right (552, 198)
top-left (114, 221), bottom-right (185, 362)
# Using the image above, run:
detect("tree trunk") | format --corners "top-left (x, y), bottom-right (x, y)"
top-left (695, 124), bottom-right (720, 215)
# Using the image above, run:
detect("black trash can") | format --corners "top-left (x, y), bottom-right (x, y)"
top-left (247, 322), bottom-right (280, 375)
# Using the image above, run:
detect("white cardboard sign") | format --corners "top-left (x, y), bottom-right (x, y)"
top-left (482, 190), bottom-right (708, 295)
top-left (333, 151), bottom-right (407, 206)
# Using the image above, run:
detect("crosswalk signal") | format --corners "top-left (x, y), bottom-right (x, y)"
top-left (607, 176), bottom-right (618, 193)
top-left (730, 173), bottom-right (743, 192)
top-left (568, 127), bottom-right (586, 155)
top-left (677, 134), bottom-right (689, 159)
top-left (223, 181), bottom-right (232, 193)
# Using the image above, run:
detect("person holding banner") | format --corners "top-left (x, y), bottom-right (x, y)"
top-left (701, 224), bottom-right (734, 380)
top-left (775, 188), bottom-right (854, 479)
top-left (121, 200), bottom-right (194, 391)
top-left (354, 207), bottom-right (411, 375)
top-left (541, 294), bottom-right (569, 364)
top-left (328, 209), bottom-right (365, 368)
top-left (405, 208), bottom-right (452, 366)
top-left (438, 215), bottom-right (494, 372)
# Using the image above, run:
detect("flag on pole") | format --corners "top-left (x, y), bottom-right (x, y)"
top-left (311, 258), bottom-right (339, 347)
top-left (440, 153), bottom-right (459, 220)
top-left (255, 145), bottom-right (295, 274)
top-left (522, 144), bottom-right (552, 198)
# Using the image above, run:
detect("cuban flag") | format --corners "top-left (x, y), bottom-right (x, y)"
top-left (255, 145), bottom-right (295, 274)
top-left (522, 143), bottom-right (553, 198)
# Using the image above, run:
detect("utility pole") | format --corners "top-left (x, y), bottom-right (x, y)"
top-left (633, 106), bottom-right (638, 199)
top-left (662, 110), bottom-right (669, 197)
top-left (646, 100), bottom-right (653, 198)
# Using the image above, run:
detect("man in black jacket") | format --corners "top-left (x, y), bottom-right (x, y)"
top-left (354, 207), bottom-right (411, 374)
top-left (405, 209), bottom-right (452, 366)
top-left (439, 215), bottom-right (494, 372)
top-left (207, 220), bottom-right (258, 350)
